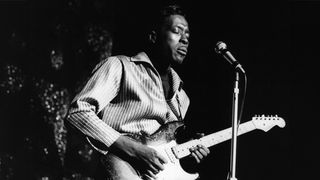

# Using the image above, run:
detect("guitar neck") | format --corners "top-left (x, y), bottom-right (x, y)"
top-left (201, 121), bottom-right (256, 147)
top-left (172, 120), bottom-right (256, 159)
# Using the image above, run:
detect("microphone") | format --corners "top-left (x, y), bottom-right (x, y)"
top-left (215, 41), bottom-right (245, 73)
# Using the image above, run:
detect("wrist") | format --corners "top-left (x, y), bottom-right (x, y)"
top-left (109, 135), bottom-right (138, 157)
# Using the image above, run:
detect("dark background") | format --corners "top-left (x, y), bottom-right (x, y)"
top-left (0, 0), bottom-right (318, 179)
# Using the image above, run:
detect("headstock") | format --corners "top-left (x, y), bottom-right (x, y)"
top-left (251, 115), bottom-right (286, 132)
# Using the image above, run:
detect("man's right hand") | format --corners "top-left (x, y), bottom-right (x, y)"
top-left (109, 135), bottom-right (168, 179)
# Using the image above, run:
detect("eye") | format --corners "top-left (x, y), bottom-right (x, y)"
top-left (185, 32), bottom-right (190, 39)
top-left (171, 27), bottom-right (180, 34)
top-left (171, 26), bottom-right (190, 40)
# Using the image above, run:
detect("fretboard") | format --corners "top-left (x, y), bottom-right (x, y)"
top-left (172, 121), bottom-right (256, 159)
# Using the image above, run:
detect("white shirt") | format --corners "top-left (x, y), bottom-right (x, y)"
top-left (67, 52), bottom-right (190, 153)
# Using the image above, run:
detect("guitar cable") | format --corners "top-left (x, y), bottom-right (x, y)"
top-left (237, 71), bottom-right (247, 126)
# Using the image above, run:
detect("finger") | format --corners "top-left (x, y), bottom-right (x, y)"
top-left (195, 133), bottom-right (205, 138)
top-left (190, 151), bottom-right (200, 163)
top-left (150, 152), bottom-right (167, 171)
top-left (149, 159), bottom-right (164, 172)
top-left (146, 170), bottom-right (157, 179)
top-left (193, 149), bottom-right (204, 160)
top-left (202, 144), bottom-right (210, 153)
top-left (197, 145), bottom-right (210, 156)
top-left (148, 163), bottom-right (160, 174)
top-left (157, 153), bottom-right (168, 164)
top-left (198, 148), bottom-right (208, 157)
top-left (143, 171), bottom-right (155, 180)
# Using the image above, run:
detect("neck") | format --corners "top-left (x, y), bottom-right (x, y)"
top-left (147, 50), bottom-right (171, 76)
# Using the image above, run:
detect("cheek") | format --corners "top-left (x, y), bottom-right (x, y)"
top-left (167, 35), bottom-right (180, 48)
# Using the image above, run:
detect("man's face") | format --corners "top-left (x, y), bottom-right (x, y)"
top-left (159, 14), bottom-right (190, 65)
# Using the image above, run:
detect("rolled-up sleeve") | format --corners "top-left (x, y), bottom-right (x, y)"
top-left (67, 57), bottom-right (123, 147)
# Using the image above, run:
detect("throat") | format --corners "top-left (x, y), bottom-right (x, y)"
top-left (161, 73), bottom-right (172, 99)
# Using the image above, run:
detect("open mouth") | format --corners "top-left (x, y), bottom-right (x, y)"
top-left (177, 48), bottom-right (187, 56)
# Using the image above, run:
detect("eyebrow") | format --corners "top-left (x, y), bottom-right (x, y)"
top-left (176, 25), bottom-right (190, 34)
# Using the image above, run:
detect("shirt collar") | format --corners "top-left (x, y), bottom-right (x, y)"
top-left (130, 52), bottom-right (184, 92)
top-left (169, 68), bottom-right (184, 92)
top-left (130, 52), bottom-right (153, 65)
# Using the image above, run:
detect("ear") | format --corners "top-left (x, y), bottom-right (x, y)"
top-left (148, 30), bottom-right (157, 44)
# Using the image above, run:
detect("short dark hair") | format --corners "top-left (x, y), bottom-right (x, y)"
top-left (151, 4), bottom-right (187, 32)
top-left (141, 3), bottom-right (187, 50)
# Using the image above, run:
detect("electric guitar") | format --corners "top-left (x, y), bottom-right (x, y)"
top-left (98, 115), bottom-right (286, 180)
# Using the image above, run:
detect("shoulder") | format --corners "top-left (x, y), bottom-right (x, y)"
top-left (92, 55), bottom-right (130, 73)
top-left (92, 52), bottom-right (149, 74)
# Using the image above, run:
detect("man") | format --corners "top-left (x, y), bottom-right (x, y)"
top-left (67, 4), bottom-right (210, 180)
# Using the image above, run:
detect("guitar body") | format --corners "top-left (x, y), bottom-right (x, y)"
top-left (101, 140), bottom-right (199, 180)
top-left (149, 140), bottom-right (199, 180)
top-left (98, 121), bottom-right (199, 180)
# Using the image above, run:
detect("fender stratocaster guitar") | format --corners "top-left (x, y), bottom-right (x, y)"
top-left (97, 115), bottom-right (286, 180)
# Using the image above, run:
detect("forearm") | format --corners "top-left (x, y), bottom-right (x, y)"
top-left (109, 135), bottom-right (140, 157)
top-left (67, 110), bottom-right (121, 148)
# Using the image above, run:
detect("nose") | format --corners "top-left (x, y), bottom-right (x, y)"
top-left (180, 34), bottom-right (189, 45)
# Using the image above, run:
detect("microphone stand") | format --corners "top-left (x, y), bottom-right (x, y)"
top-left (228, 67), bottom-right (243, 180)
top-left (214, 41), bottom-right (246, 180)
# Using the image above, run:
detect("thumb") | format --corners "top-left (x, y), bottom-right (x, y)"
top-left (194, 132), bottom-right (205, 139)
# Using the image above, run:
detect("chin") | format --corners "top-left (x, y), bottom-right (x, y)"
top-left (177, 59), bottom-right (184, 64)
top-left (172, 59), bottom-right (184, 67)
top-left (175, 55), bottom-right (186, 64)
